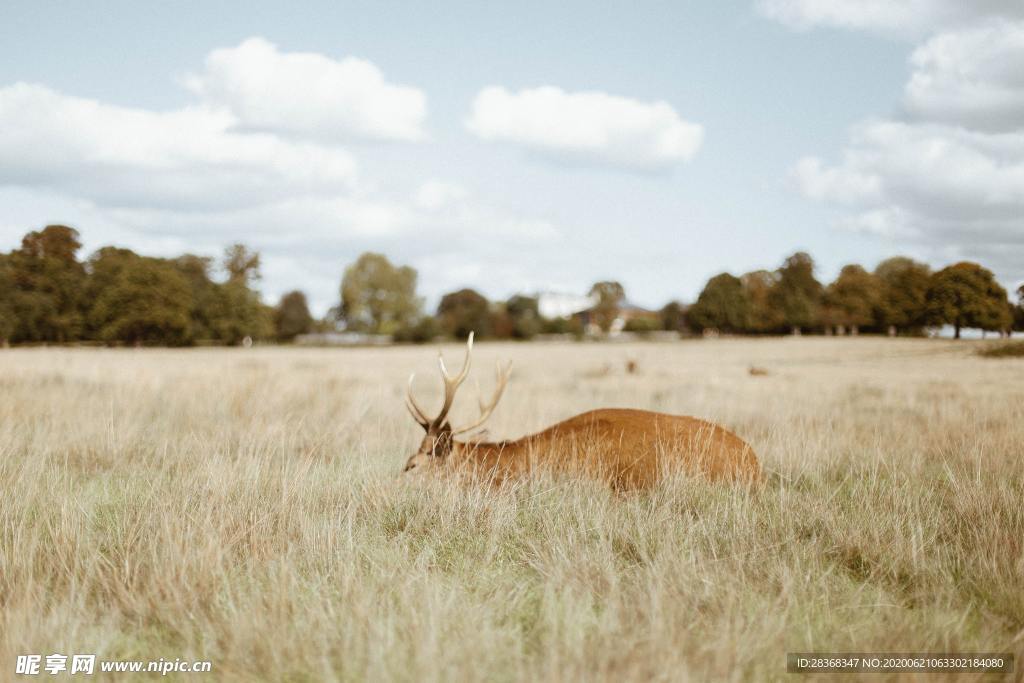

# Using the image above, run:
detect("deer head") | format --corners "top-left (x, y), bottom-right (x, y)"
top-left (403, 332), bottom-right (512, 473)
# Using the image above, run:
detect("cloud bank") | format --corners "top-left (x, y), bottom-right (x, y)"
top-left (757, 0), bottom-right (1024, 35)
top-left (466, 86), bottom-right (703, 171)
top-left (904, 21), bottom-right (1024, 132)
top-left (0, 82), bottom-right (358, 211)
top-left (763, 1), bottom-right (1024, 282)
top-left (0, 39), bottom-right (565, 313)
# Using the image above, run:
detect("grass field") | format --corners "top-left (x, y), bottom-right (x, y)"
top-left (2, 338), bottom-right (1023, 681)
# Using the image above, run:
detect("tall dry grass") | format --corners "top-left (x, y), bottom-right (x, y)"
top-left (1, 338), bottom-right (1022, 681)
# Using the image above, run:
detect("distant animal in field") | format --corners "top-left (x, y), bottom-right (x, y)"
top-left (748, 366), bottom-right (769, 376)
top-left (625, 359), bottom-right (638, 374)
top-left (403, 333), bottom-right (760, 489)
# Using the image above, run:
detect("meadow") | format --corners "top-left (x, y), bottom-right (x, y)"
top-left (1, 338), bottom-right (1022, 681)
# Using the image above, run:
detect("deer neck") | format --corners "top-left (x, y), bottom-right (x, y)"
top-left (451, 438), bottom-right (519, 466)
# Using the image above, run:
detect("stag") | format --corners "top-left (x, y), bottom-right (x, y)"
top-left (404, 333), bottom-right (760, 489)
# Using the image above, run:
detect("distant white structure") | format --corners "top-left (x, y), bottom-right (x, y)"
top-left (295, 332), bottom-right (392, 346)
top-left (928, 325), bottom-right (1014, 340)
top-left (537, 291), bottom-right (596, 319)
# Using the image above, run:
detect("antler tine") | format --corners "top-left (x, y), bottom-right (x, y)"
top-left (438, 331), bottom-right (473, 383)
top-left (452, 360), bottom-right (512, 436)
top-left (405, 373), bottom-right (430, 428)
top-left (431, 332), bottom-right (474, 428)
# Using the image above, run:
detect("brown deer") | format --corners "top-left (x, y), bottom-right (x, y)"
top-left (403, 333), bottom-right (760, 489)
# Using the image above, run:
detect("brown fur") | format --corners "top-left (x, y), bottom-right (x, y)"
top-left (414, 408), bottom-right (760, 490)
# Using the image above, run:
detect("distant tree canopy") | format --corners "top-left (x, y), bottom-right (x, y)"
top-left (925, 262), bottom-right (1011, 338)
top-left (86, 247), bottom-right (192, 345)
top-left (769, 252), bottom-right (822, 334)
top-left (874, 257), bottom-right (931, 335)
top-left (687, 273), bottom-right (747, 333)
top-left (821, 265), bottom-right (879, 334)
top-left (687, 255), bottom-right (827, 336)
top-left (1015, 285), bottom-right (1024, 332)
top-left (503, 294), bottom-right (541, 339)
top-left (741, 270), bottom-right (783, 334)
top-left (588, 281), bottom-right (625, 332)
top-left (339, 252), bottom-right (420, 334)
top-left (437, 288), bottom-right (491, 339)
top-left (172, 254), bottom-right (220, 340)
top-left (274, 290), bottom-right (314, 342)
top-left (679, 252), bottom-right (1017, 339)
top-left (7, 225), bottom-right (87, 343)
top-left (223, 243), bottom-right (262, 286)
top-left (0, 253), bottom-right (15, 345)
top-left (0, 225), bottom-right (274, 346)
top-left (659, 301), bottom-right (685, 332)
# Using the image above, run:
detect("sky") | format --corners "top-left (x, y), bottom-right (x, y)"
top-left (0, 0), bottom-right (1022, 315)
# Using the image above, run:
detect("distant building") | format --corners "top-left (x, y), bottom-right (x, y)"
top-left (537, 291), bottom-right (597, 319)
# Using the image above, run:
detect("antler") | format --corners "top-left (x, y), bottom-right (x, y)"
top-left (451, 360), bottom-right (512, 435)
top-left (406, 332), bottom-right (475, 430)
top-left (405, 331), bottom-right (512, 434)
top-left (405, 374), bottom-right (431, 428)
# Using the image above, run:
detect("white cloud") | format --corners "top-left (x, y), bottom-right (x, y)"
top-left (0, 82), bottom-right (358, 211)
top-left (756, 0), bottom-right (1024, 35)
top-left (796, 121), bottom-right (1024, 223)
top-left (905, 21), bottom-right (1024, 131)
top-left (413, 180), bottom-right (469, 211)
top-left (797, 122), bottom-right (1024, 207)
top-left (466, 86), bottom-right (703, 171)
top-left (183, 37), bottom-right (427, 142)
top-left (791, 156), bottom-right (880, 203)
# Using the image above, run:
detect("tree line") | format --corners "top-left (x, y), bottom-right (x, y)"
top-left (0, 225), bottom-right (276, 346)
top-left (686, 252), bottom-right (1022, 339)
top-left (0, 225), bottom-right (1021, 346)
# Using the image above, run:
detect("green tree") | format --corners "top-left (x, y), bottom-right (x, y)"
top-left (741, 270), bottom-right (783, 334)
top-left (874, 257), bottom-right (931, 335)
top-left (925, 262), bottom-right (1011, 338)
top-left (687, 273), bottom-right (748, 333)
top-left (659, 300), bottom-right (685, 332)
top-left (86, 248), bottom-right (192, 345)
top-left (210, 246), bottom-right (273, 344)
top-left (0, 254), bottom-right (15, 345)
top-left (274, 290), bottom-right (314, 342)
top-left (977, 295), bottom-right (1013, 336)
top-left (769, 252), bottom-right (822, 334)
top-left (623, 316), bottom-right (661, 333)
top-left (223, 243), bottom-right (261, 286)
top-left (437, 288), bottom-right (491, 339)
top-left (822, 264), bottom-right (880, 334)
top-left (209, 280), bottom-right (273, 344)
top-left (392, 316), bottom-right (440, 344)
top-left (340, 253), bottom-right (421, 334)
top-left (7, 225), bottom-right (86, 342)
top-left (1015, 285), bottom-right (1024, 332)
top-left (172, 254), bottom-right (221, 341)
top-left (541, 315), bottom-right (584, 338)
top-left (588, 281), bottom-right (625, 333)
top-left (505, 294), bottom-right (541, 339)
top-left (152, 245), bottom-right (273, 346)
